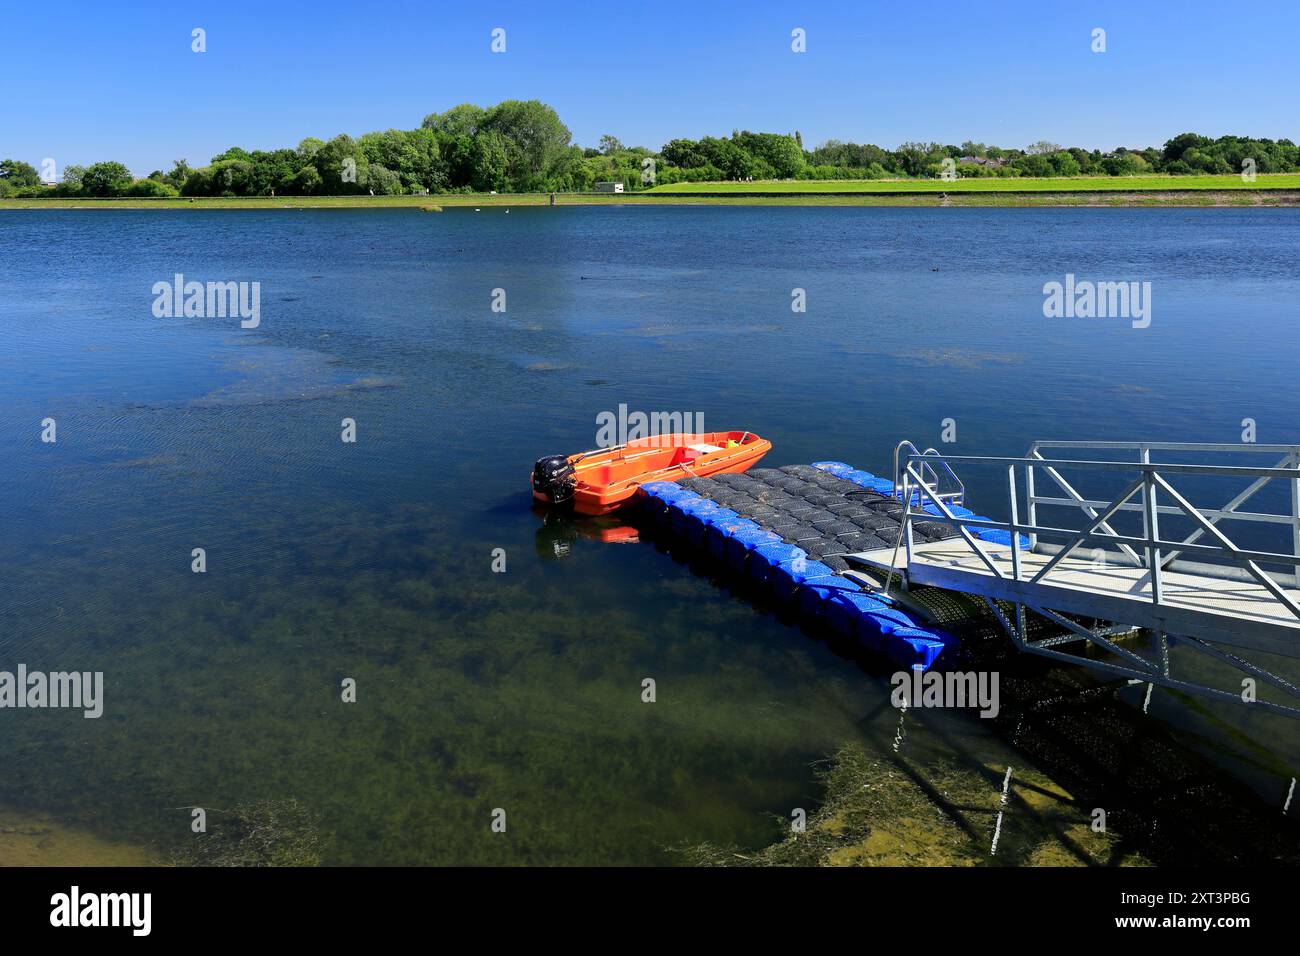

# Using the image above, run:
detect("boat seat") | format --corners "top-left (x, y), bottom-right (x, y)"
top-left (687, 443), bottom-right (724, 454)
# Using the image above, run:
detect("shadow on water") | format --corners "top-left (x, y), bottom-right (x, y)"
top-left (630, 515), bottom-right (1300, 866)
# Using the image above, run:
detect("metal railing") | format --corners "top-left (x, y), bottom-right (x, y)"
top-left (889, 441), bottom-right (1300, 717)
top-left (892, 440), bottom-right (965, 508)
top-left (1024, 441), bottom-right (1300, 566)
top-left (896, 446), bottom-right (1300, 627)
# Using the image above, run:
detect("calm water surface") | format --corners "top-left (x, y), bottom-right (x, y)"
top-left (1, 207), bottom-right (1298, 863)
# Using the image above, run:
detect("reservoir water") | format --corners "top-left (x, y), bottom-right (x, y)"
top-left (2, 206), bottom-right (1298, 864)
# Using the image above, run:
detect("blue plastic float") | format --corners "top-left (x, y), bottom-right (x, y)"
top-left (637, 472), bottom-right (954, 670)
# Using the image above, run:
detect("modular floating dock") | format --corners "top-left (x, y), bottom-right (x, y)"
top-left (635, 441), bottom-right (1300, 718)
top-left (635, 460), bottom-right (1023, 670)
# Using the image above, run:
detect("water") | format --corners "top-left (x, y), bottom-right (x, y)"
top-left (1, 206), bottom-right (1298, 864)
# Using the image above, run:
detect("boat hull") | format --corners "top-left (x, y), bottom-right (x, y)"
top-left (531, 431), bottom-right (771, 516)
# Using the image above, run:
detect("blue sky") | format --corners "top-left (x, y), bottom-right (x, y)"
top-left (4, 0), bottom-right (1297, 176)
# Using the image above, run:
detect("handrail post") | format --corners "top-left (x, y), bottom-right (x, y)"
top-left (902, 467), bottom-right (915, 567)
top-left (1291, 451), bottom-right (1300, 564)
top-left (1025, 459), bottom-right (1037, 551)
top-left (1007, 463), bottom-right (1021, 581)
top-left (1142, 456), bottom-right (1163, 605)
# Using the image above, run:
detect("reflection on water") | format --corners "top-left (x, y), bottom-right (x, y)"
top-left (0, 207), bottom-right (1298, 864)
top-left (533, 505), bottom-right (640, 559)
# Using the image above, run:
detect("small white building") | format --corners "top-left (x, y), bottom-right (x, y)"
top-left (594, 181), bottom-right (624, 193)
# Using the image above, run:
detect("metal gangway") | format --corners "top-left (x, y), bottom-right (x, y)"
top-left (850, 441), bottom-right (1300, 718)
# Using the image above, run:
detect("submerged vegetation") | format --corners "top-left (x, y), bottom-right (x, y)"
top-left (1, 105), bottom-right (1296, 200)
top-left (680, 744), bottom-right (1148, 867)
top-left (169, 799), bottom-right (323, 867)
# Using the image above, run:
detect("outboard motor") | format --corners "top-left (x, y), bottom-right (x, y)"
top-left (532, 454), bottom-right (576, 507)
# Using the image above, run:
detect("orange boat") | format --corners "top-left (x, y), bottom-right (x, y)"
top-left (531, 431), bottom-right (771, 516)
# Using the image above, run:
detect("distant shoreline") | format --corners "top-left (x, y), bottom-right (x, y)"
top-left (4, 190), bottom-right (1299, 209)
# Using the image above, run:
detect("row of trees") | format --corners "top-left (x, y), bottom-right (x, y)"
top-left (2, 109), bottom-right (1297, 198)
top-left (797, 134), bottom-right (1300, 180)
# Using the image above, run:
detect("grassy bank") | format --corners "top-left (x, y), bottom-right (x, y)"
top-left (647, 173), bottom-right (1300, 195)
top-left (4, 187), bottom-right (1298, 211)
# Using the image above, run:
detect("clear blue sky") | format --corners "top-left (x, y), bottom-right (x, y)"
top-left (4, 0), bottom-right (1297, 176)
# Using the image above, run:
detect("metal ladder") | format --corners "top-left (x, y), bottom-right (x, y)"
top-left (892, 440), bottom-right (965, 508)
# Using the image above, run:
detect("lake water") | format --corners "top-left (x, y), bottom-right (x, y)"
top-left (2, 206), bottom-right (1298, 864)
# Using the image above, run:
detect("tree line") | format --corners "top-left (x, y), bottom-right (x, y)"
top-left (2, 101), bottom-right (1296, 198)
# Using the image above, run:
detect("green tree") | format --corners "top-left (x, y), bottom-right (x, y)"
top-left (470, 131), bottom-right (509, 191)
top-left (0, 159), bottom-right (41, 187)
top-left (697, 137), bottom-right (757, 179)
top-left (661, 138), bottom-right (708, 168)
top-left (1162, 132), bottom-right (1210, 164)
top-left (180, 167), bottom-right (213, 196)
top-left (291, 165), bottom-right (322, 194)
top-left (297, 137), bottom-right (325, 161)
top-left (733, 131), bottom-right (804, 178)
top-left (211, 146), bottom-right (253, 164)
top-left (164, 159), bottom-right (192, 189)
top-left (480, 99), bottom-right (571, 189)
top-left (80, 161), bottom-right (134, 196)
top-left (207, 159), bottom-right (256, 195)
top-left (359, 128), bottom-right (444, 192)
top-left (1100, 153), bottom-right (1143, 175)
top-left (245, 149), bottom-right (300, 195)
top-left (422, 103), bottom-right (486, 138)
top-left (895, 142), bottom-right (933, 177)
top-left (366, 164), bottom-right (402, 195)
top-left (125, 178), bottom-right (179, 198)
top-left (1013, 154), bottom-right (1053, 177)
top-left (314, 135), bottom-right (369, 193)
top-left (1048, 151), bottom-right (1081, 176)
top-left (442, 134), bottom-right (477, 189)
top-left (402, 126), bottom-right (446, 191)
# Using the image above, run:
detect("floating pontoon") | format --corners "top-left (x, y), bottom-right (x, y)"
top-left (636, 439), bottom-right (1300, 719)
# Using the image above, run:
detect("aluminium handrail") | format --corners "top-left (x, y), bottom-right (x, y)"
top-left (897, 449), bottom-right (1300, 628)
top-left (1025, 441), bottom-right (1300, 568)
top-left (893, 440), bottom-right (964, 507)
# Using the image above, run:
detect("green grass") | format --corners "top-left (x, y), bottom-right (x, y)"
top-left (646, 173), bottom-right (1300, 194)
top-left (0, 193), bottom-right (599, 210)
top-left (2, 173), bottom-right (1298, 212)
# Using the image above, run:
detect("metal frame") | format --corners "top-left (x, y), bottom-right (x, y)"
top-left (1024, 441), bottom-right (1300, 565)
top-left (893, 440), bottom-right (965, 508)
top-left (893, 441), bottom-right (1300, 719)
